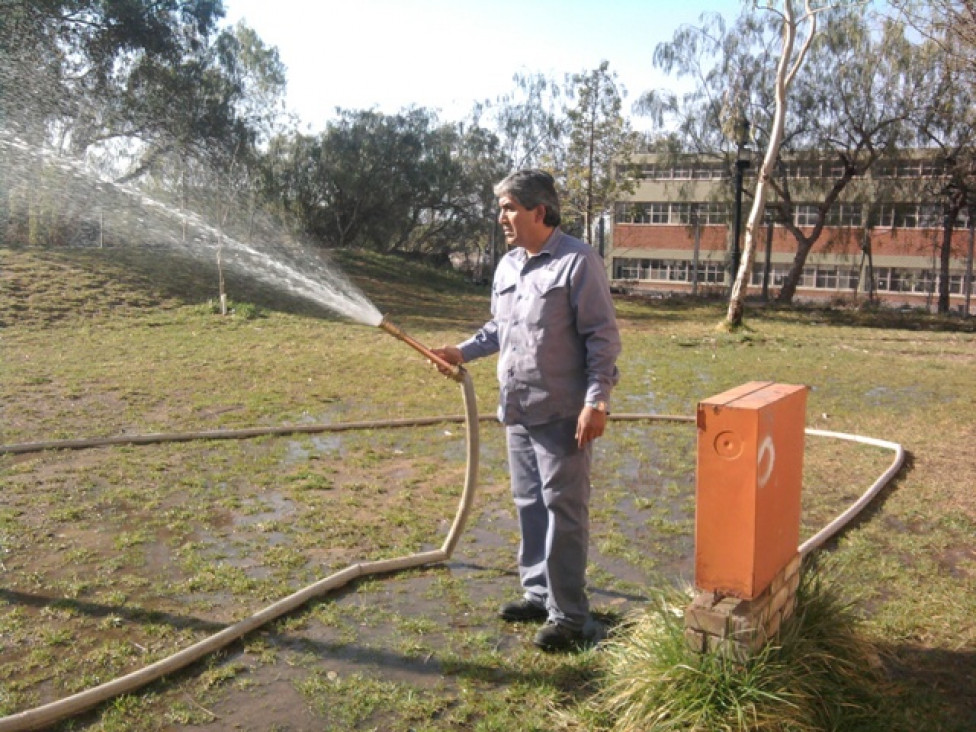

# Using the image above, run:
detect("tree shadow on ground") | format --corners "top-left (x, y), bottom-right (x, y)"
top-left (882, 644), bottom-right (976, 732)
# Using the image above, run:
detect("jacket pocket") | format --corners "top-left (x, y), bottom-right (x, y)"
top-left (526, 275), bottom-right (567, 327)
top-left (493, 275), bottom-right (518, 323)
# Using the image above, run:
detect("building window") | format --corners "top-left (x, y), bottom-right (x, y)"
top-left (878, 205), bottom-right (895, 228)
top-left (697, 202), bottom-right (728, 225)
top-left (878, 203), bottom-right (945, 229)
top-left (750, 265), bottom-right (796, 288)
top-left (948, 273), bottom-right (971, 295)
top-left (794, 205), bottom-right (820, 227)
top-left (837, 268), bottom-right (860, 290)
top-left (919, 159), bottom-right (943, 176)
top-left (614, 258), bottom-right (641, 279)
top-left (647, 203), bottom-right (668, 224)
top-left (874, 159), bottom-right (946, 178)
top-left (897, 160), bottom-right (922, 178)
top-left (671, 203), bottom-right (693, 225)
top-left (794, 162), bottom-right (823, 178)
top-left (692, 164), bottom-right (726, 180)
top-left (912, 270), bottom-right (937, 294)
top-left (815, 267), bottom-right (838, 289)
top-left (616, 202), bottom-right (730, 225)
top-left (696, 261), bottom-right (727, 284)
top-left (647, 259), bottom-right (690, 282)
top-left (616, 203), bottom-right (654, 224)
top-left (636, 162), bottom-right (729, 180)
top-left (825, 162), bottom-right (848, 178)
top-left (671, 260), bottom-right (690, 281)
top-left (918, 205), bottom-right (942, 228)
top-left (825, 203), bottom-right (862, 227)
top-left (881, 269), bottom-right (912, 292)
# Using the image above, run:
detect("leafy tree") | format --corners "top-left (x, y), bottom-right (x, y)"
top-left (891, 0), bottom-right (976, 313)
top-left (762, 9), bottom-right (924, 307)
top-left (261, 109), bottom-right (506, 260)
top-left (475, 71), bottom-right (562, 170)
top-left (561, 61), bottom-right (639, 248)
top-left (0, 1), bottom-right (228, 147)
top-left (908, 47), bottom-right (976, 313)
top-left (642, 3), bottom-right (925, 322)
top-left (726, 0), bottom-right (821, 327)
top-left (890, 0), bottom-right (976, 81)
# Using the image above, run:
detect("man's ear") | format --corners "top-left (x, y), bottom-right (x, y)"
top-left (532, 204), bottom-right (547, 224)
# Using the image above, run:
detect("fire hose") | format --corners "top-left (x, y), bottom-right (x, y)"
top-left (0, 318), bottom-right (478, 732)
top-left (0, 318), bottom-right (905, 730)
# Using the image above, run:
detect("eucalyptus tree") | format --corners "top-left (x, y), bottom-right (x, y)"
top-left (475, 71), bottom-right (562, 171)
top-left (0, 1), bottom-right (64, 137)
top-left (889, 0), bottom-right (976, 80)
top-left (761, 8), bottom-right (924, 307)
top-left (560, 61), bottom-right (640, 248)
top-left (408, 121), bottom-right (510, 261)
top-left (908, 45), bottom-right (976, 314)
top-left (0, 0), bottom-right (268, 252)
top-left (891, 0), bottom-right (976, 314)
top-left (725, 0), bottom-right (819, 327)
top-left (642, 2), bottom-right (924, 323)
top-left (0, 0), bottom-right (229, 150)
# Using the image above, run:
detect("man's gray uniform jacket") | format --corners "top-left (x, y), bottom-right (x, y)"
top-left (458, 229), bottom-right (621, 425)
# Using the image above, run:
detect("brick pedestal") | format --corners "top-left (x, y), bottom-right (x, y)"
top-left (684, 553), bottom-right (802, 661)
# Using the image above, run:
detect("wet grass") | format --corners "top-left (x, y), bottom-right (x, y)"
top-left (1, 244), bottom-right (975, 730)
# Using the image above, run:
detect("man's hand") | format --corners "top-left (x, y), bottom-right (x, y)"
top-left (575, 405), bottom-right (607, 449)
top-left (430, 346), bottom-right (463, 377)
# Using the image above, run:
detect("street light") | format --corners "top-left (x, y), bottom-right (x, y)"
top-left (731, 115), bottom-right (751, 285)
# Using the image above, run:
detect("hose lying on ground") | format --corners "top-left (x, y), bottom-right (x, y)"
top-left (0, 374), bottom-right (479, 732)
top-left (0, 408), bottom-right (904, 730)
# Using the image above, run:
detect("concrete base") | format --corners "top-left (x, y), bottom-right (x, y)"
top-left (684, 553), bottom-right (802, 661)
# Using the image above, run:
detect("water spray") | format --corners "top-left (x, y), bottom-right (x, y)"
top-left (378, 316), bottom-right (465, 382)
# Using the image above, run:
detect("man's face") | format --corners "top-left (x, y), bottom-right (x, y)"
top-left (497, 193), bottom-right (543, 248)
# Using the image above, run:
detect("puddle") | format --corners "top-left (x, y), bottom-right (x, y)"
top-left (283, 434), bottom-right (343, 465)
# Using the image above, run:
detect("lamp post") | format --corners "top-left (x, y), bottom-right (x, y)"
top-left (731, 115), bottom-right (751, 287)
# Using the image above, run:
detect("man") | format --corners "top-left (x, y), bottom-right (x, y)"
top-left (433, 169), bottom-right (621, 651)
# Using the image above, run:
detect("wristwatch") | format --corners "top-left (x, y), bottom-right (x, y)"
top-left (586, 401), bottom-right (607, 412)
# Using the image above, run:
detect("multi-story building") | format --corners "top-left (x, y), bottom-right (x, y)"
top-left (609, 153), bottom-right (975, 313)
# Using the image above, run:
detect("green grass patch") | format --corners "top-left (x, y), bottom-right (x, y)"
top-left (1, 244), bottom-right (974, 730)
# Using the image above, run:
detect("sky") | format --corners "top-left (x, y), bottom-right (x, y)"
top-left (221, 0), bottom-right (744, 133)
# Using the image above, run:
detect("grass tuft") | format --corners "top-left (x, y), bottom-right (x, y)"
top-left (579, 561), bottom-right (897, 731)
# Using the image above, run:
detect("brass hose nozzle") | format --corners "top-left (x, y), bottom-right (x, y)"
top-left (378, 316), bottom-right (464, 382)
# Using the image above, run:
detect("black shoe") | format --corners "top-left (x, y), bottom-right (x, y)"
top-left (533, 621), bottom-right (586, 652)
top-left (498, 598), bottom-right (548, 622)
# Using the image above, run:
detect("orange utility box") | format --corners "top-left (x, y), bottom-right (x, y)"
top-left (695, 381), bottom-right (808, 599)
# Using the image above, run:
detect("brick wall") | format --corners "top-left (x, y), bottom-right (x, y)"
top-left (684, 553), bottom-right (802, 661)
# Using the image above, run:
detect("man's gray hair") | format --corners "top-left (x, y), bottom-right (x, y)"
top-left (494, 169), bottom-right (561, 227)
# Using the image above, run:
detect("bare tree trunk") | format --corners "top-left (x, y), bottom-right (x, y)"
top-left (966, 216), bottom-right (975, 316)
top-left (726, 0), bottom-right (819, 328)
top-left (217, 233), bottom-right (228, 315)
top-left (939, 204), bottom-right (964, 314)
top-left (585, 104), bottom-right (596, 245)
